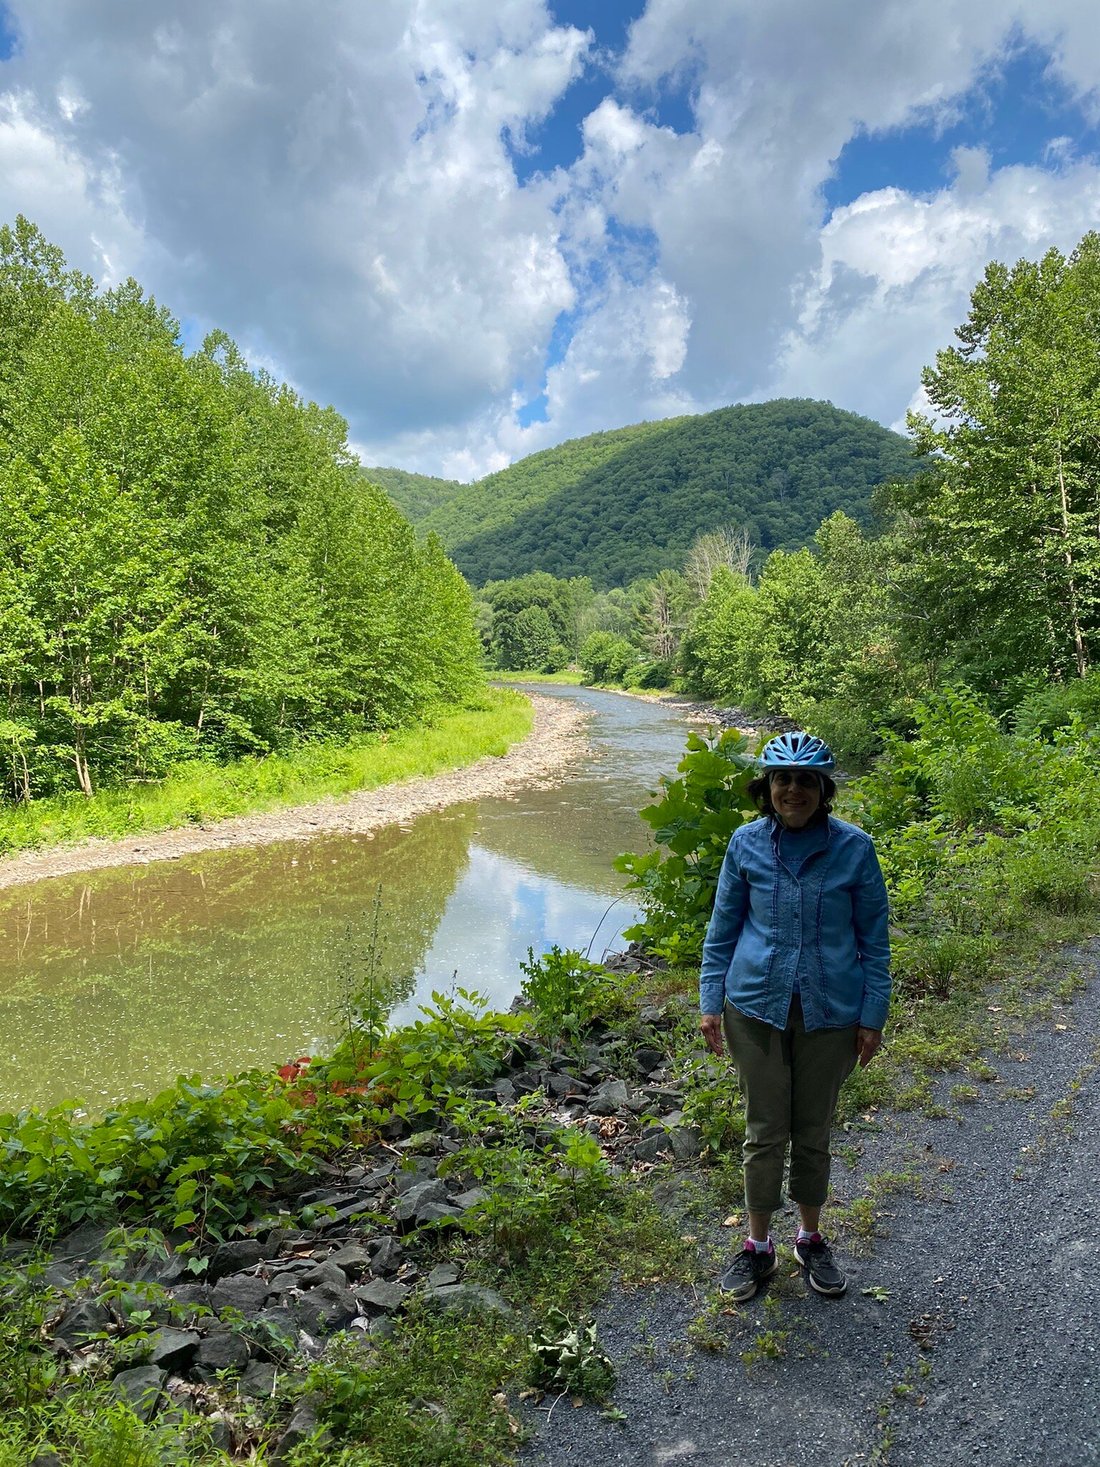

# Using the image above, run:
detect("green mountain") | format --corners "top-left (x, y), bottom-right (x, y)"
top-left (362, 465), bottom-right (461, 522)
top-left (416, 417), bottom-right (688, 555)
top-left (369, 400), bottom-right (920, 588)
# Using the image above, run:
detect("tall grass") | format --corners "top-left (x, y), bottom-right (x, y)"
top-left (0, 689), bottom-right (533, 856)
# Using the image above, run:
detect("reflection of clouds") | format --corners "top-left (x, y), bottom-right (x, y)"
top-left (387, 845), bottom-right (640, 1027)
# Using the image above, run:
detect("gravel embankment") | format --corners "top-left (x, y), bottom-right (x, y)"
top-left (0, 692), bottom-right (590, 893)
top-left (522, 944), bottom-right (1100, 1467)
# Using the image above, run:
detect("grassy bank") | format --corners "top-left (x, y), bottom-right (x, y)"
top-left (0, 688), bottom-right (533, 856)
top-left (491, 668), bottom-right (586, 685)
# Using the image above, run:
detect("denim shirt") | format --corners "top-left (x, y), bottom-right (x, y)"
top-left (699, 814), bottom-right (891, 1032)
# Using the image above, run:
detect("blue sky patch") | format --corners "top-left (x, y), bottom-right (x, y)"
top-left (0, 4), bottom-right (18, 62)
top-left (510, 0), bottom-right (696, 186)
top-left (825, 42), bottom-right (1100, 213)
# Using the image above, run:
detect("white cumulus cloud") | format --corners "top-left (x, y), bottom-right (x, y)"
top-left (2, 0), bottom-right (1100, 476)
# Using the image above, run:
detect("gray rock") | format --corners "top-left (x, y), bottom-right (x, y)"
top-left (208, 1240), bottom-right (263, 1282)
top-left (588, 1079), bottom-right (630, 1115)
top-left (319, 1198), bottom-right (376, 1230)
top-left (634, 1133), bottom-right (668, 1163)
top-left (251, 1306), bottom-right (298, 1352)
top-left (53, 1221), bottom-right (116, 1266)
top-left (293, 1284), bottom-right (358, 1336)
top-left (206, 1416), bottom-right (234, 1453)
top-left (452, 1187), bottom-right (489, 1211)
top-left (29, 1454), bottom-right (63, 1467)
top-left (43, 1261), bottom-right (78, 1290)
top-left (166, 1282), bottom-right (212, 1315)
top-left (212, 1273), bottom-right (269, 1316)
top-left (634, 1046), bottom-right (666, 1075)
top-left (416, 1202), bottom-right (463, 1225)
top-left (297, 1187), bottom-right (354, 1209)
top-left (239, 1359), bottom-right (279, 1398)
top-left (369, 1237), bottom-right (404, 1275)
top-left (427, 1263), bottom-right (461, 1288)
top-left (191, 1329), bottom-right (250, 1382)
top-left (368, 1314), bottom-right (396, 1341)
top-left (426, 1283), bottom-right (513, 1316)
top-left (668, 1126), bottom-right (701, 1161)
top-left (52, 1298), bottom-right (111, 1349)
top-left (112, 1365), bottom-right (167, 1421)
top-left (493, 1078), bottom-right (516, 1104)
top-left (144, 1328), bottom-right (201, 1371)
top-left (298, 1260), bottom-right (348, 1290)
top-left (362, 1162), bottom-right (396, 1190)
top-left (267, 1271), bottom-right (305, 1296)
top-left (325, 1244), bottom-right (373, 1278)
top-left (271, 1402), bottom-right (331, 1465)
top-left (394, 1160), bottom-right (440, 1195)
top-left (356, 1278), bottom-right (409, 1313)
top-left (393, 1178), bottom-right (448, 1225)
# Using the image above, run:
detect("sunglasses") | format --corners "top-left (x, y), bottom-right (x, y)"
top-left (768, 770), bottom-right (821, 789)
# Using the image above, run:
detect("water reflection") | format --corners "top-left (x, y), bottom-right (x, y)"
top-left (0, 687), bottom-right (692, 1112)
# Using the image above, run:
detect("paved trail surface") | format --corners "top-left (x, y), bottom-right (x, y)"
top-left (523, 947), bottom-right (1100, 1467)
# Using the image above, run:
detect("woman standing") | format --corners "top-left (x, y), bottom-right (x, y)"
top-left (699, 731), bottom-right (891, 1300)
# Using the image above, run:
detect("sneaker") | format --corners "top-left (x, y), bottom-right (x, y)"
top-left (718, 1240), bottom-right (778, 1301)
top-left (794, 1232), bottom-right (847, 1296)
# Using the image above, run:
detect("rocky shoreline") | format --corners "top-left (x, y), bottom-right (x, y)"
top-left (0, 692), bottom-right (590, 894)
top-left (26, 969), bottom-right (693, 1462)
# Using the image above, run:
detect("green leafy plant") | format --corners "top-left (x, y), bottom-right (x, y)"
top-left (614, 727), bottom-right (756, 964)
top-left (528, 1307), bottom-right (616, 1400)
top-left (519, 946), bottom-right (623, 1035)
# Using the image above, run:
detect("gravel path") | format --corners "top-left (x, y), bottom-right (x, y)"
top-left (522, 945), bottom-right (1100, 1467)
top-left (0, 692), bottom-right (589, 893)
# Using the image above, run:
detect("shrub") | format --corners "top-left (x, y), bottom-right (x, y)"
top-left (519, 947), bottom-right (623, 1036)
top-left (614, 728), bottom-right (756, 964)
top-left (579, 631), bottom-right (638, 684)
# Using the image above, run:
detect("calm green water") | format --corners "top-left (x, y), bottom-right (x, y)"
top-left (0, 687), bottom-right (693, 1112)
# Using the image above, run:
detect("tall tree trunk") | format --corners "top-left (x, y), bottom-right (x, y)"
top-left (1055, 449), bottom-right (1088, 677)
top-left (73, 725), bottom-right (93, 796)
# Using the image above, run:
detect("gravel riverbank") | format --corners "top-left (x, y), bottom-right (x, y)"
top-left (0, 692), bottom-right (590, 893)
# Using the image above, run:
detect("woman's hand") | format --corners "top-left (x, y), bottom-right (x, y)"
top-left (856, 1027), bottom-right (883, 1068)
top-left (700, 1013), bottom-right (724, 1057)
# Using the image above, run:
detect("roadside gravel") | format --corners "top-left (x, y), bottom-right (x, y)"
top-left (522, 944), bottom-right (1100, 1467)
top-left (0, 692), bottom-right (589, 893)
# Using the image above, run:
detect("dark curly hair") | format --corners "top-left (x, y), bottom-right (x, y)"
top-left (747, 771), bottom-right (836, 818)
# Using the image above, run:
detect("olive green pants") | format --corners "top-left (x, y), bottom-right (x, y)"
top-left (722, 998), bottom-right (857, 1213)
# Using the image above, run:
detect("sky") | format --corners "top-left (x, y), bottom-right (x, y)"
top-left (2, 1), bottom-right (1100, 480)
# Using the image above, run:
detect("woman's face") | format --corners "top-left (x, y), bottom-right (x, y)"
top-left (769, 769), bottom-right (822, 829)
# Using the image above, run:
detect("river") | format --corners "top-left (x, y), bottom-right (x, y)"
top-left (0, 686), bottom-right (694, 1114)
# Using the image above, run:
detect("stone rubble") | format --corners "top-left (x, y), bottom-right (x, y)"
top-left (33, 992), bottom-right (702, 1453)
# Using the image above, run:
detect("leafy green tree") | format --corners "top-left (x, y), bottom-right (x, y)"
top-left (579, 631), bottom-right (638, 683)
top-left (0, 220), bottom-right (484, 801)
top-left (904, 234), bottom-right (1100, 693)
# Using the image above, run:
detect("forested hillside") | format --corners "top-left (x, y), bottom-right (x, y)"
top-left (363, 464), bottom-right (461, 521)
top-left (0, 218), bottom-right (484, 804)
top-left (416, 417), bottom-right (689, 556)
top-left (438, 400), bottom-right (918, 587)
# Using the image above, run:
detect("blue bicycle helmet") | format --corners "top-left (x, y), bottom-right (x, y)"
top-left (760, 730), bottom-right (835, 774)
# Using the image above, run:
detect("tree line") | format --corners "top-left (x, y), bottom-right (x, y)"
top-left (487, 233), bottom-right (1100, 763)
top-left (0, 218), bottom-right (483, 803)
top-left (443, 399), bottom-right (919, 588)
